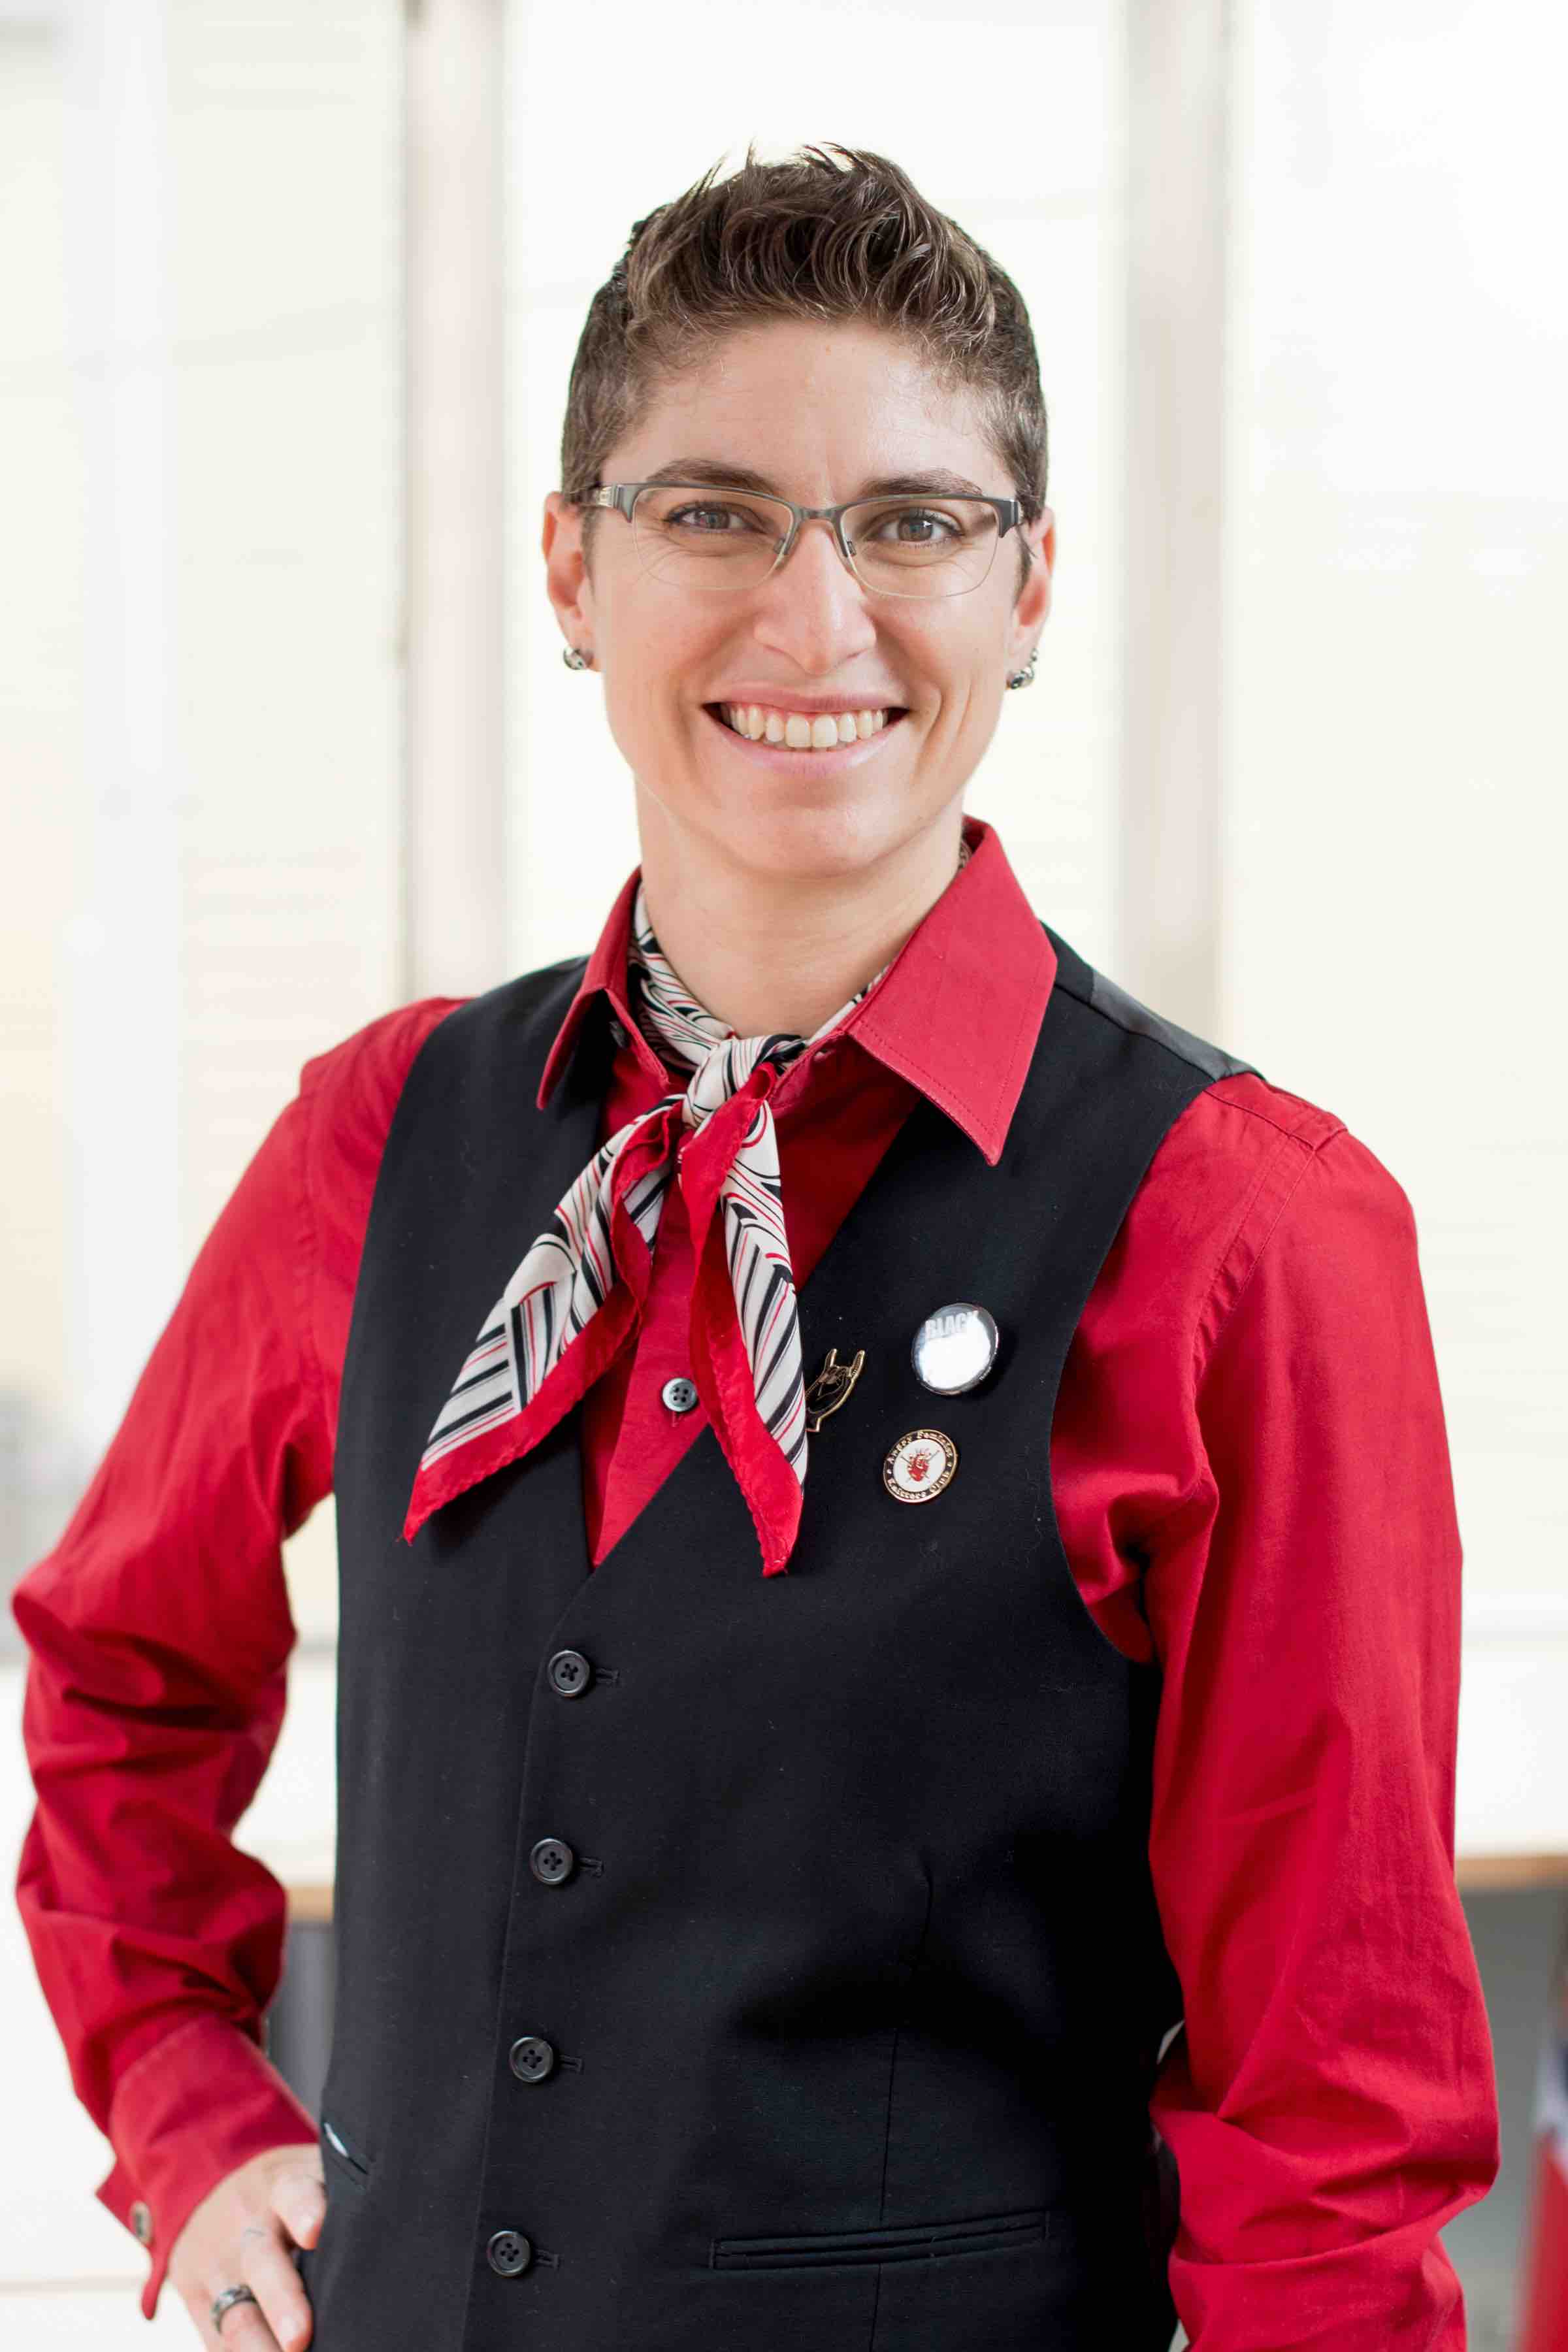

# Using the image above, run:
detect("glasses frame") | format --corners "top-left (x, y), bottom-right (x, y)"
top-left (575, 481), bottom-right (1034, 599)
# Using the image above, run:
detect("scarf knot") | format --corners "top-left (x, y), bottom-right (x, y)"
top-left (402, 834), bottom-right (970, 1575)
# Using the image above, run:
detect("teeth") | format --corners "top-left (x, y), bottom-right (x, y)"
top-left (719, 704), bottom-right (892, 747)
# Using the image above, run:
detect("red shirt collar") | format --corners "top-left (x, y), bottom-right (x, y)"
top-left (534, 813), bottom-right (1056, 1167)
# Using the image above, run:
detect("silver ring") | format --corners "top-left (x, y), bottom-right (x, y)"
top-left (210, 2281), bottom-right (259, 2332)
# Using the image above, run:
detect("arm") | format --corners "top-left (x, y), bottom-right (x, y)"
top-left (8, 998), bottom-right (461, 2322)
top-left (1140, 1120), bottom-right (1499, 2348)
top-left (11, 1069), bottom-right (334, 2318)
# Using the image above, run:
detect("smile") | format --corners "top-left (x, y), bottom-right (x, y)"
top-left (703, 703), bottom-right (909, 768)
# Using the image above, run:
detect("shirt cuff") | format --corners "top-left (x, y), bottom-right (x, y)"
top-left (95, 2010), bottom-right (319, 2321)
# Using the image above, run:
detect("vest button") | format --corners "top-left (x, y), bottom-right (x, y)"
top-left (546, 1647), bottom-right (592, 1697)
top-left (509, 2034), bottom-right (557, 2082)
top-left (661, 1376), bottom-right (698, 1413)
top-left (486, 2227), bottom-right (533, 2276)
top-left (530, 1836), bottom-right (576, 1884)
top-left (129, 2199), bottom-right (154, 2246)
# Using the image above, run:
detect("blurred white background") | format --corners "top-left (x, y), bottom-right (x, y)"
top-left (1, 0), bottom-right (1563, 2340)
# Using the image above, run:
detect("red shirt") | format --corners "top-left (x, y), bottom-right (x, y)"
top-left (11, 814), bottom-right (1499, 2342)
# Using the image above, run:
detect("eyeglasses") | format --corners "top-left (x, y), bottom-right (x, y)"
top-left (574, 481), bottom-right (1032, 600)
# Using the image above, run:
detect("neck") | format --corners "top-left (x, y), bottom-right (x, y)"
top-left (632, 795), bottom-right (969, 1040)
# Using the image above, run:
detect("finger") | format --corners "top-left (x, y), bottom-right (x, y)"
top-left (270, 2159), bottom-right (327, 2250)
top-left (244, 2219), bottom-right (316, 2352)
top-left (203, 2285), bottom-right (284, 2352)
top-left (204, 2225), bottom-right (310, 2352)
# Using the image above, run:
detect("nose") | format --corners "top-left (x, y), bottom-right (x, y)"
top-left (747, 515), bottom-right (878, 671)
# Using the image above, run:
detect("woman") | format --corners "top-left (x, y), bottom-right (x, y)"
top-left (14, 143), bottom-right (1497, 2351)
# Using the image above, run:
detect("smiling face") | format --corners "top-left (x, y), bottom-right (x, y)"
top-left (542, 318), bottom-right (1054, 885)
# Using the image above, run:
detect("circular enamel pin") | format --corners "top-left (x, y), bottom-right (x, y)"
top-left (883, 1427), bottom-right (959, 1504)
top-left (911, 1301), bottom-right (999, 1396)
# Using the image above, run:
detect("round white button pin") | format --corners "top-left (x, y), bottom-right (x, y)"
top-left (911, 1302), bottom-right (999, 1395)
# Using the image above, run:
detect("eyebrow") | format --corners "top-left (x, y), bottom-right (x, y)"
top-left (636, 457), bottom-right (989, 501)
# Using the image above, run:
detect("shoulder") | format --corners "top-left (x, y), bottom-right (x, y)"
top-left (296, 996), bottom-right (470, 1170)
top-left (1171, 1080), bottom-right (1424, 1382)
top-left (1126, 1058), bottom-right (1434, 1446)
top-left (1059, 943), bottom-right (1420, 1371)
top-left (1049, 929), bottom-right (1349, 1196)
top-left (292, 954), bottom-right (591, 1195)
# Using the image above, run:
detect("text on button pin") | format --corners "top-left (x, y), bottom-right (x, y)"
top-left (911, 1302), bottom-right (999, 1395)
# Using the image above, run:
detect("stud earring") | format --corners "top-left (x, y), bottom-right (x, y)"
top-left (563, 645), bottom-right (592, 670)
top-left (1005, 645), bottom-right (1038, 690)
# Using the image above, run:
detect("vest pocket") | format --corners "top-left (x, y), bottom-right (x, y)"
top-left (321, 2115), bottom-right (374, 2191)
top-left (711, 2205), bottom-right (1052, 2270)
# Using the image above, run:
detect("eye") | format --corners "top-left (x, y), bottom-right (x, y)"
top-left (860, 504), bottom-right (963, 546)
top-left (665, 501), bottom-right (762, 536)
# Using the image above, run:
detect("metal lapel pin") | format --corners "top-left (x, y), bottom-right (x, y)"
top-left (804, 1346), bottom-right (866, 1435)
top-left (883, 1426), bottom-right (959, 1503)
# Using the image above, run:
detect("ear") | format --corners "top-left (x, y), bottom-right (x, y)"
top-left (1009, 502), bottom-right (1054, 661)
top-left (542, 491), bottom-right (596, 653)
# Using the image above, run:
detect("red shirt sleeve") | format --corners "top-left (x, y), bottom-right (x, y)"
top-left (9, 996), bottom-right (459, 2320)
top-left (1113, 1093), bottom-right (1499, 2347)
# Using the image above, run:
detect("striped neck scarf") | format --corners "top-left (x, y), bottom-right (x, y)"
top-left (404, 832), bottom-right (971, 1575)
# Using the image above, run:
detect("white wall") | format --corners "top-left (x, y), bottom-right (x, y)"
top-left (0, 0), bottom-right (401, 1632)
top-left (1220, 0), bottom-right (1568, 1852)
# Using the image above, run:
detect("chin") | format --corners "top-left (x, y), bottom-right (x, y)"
top-left (716, 802), bottom-right (923, 885)
top-left (636, 740), bottom-right (945, 882)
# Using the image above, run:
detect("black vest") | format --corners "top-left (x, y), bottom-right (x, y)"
top-left (298, 922), bottom-right (1257, 2351)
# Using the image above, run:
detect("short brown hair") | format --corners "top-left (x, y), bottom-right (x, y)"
top-left (560, 140), bottom-right (1049, 607)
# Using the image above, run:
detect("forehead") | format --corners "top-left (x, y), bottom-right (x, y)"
top-left (611, 318), bottom-right (996, 496)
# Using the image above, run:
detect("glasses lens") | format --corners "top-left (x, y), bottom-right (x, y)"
top-left (629, 487), bottom-right (1002, 596)
top-left (842, 497), bottom-right (1000, 597)
top-left (631, 487), bottom-right (792, 591)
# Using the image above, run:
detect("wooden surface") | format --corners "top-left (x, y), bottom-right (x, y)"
top-left (286, 1883), bottom-right (336, 1924)
top-left (1456, 1852), bottom-right (1568, 1893)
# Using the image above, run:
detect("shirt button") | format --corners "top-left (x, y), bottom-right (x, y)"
top-left (661, 1377), bottom-right (698, 1414)
top-left (509, 2034), bottom-right (557, 2083)
top-left (130, 2200), bottom-right (154, 2246)
top-left (529, 1836), bottom-right (576, 1884)
top-left (546, 1646), bottom-right (593, 1697)
top-left (487, 2227), bottom-right (533, 2276)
